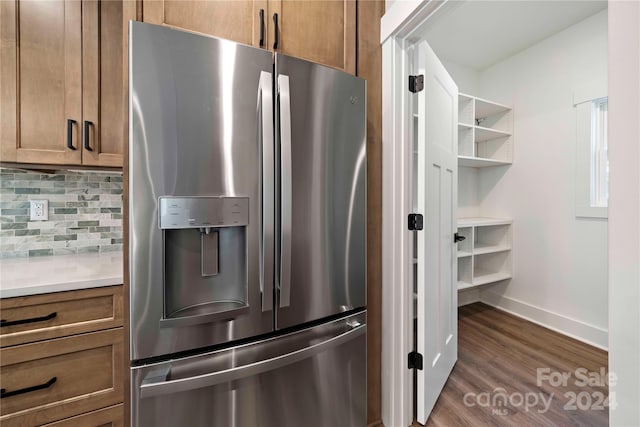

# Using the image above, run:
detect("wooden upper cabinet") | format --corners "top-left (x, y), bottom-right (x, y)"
top-left (141, 0), bottom-right (356, 73)
top-left (143, 0), bottom-right (268, 49)
top-left (271, 0), bottom-right (356, 74)
top-left (0, 0), bottom-right (133, 167)
top-left (82, 0), bottom-right (130, 167)
top-left (0, 0), bottom-right (83, 165)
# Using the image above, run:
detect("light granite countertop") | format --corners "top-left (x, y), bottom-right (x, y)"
top-left (0, 252), bottom-right (123, 298)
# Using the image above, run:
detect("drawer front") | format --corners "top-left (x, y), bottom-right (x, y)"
top-left (0, 329), bottom-right (124, 426)
top-left (41, 404), bottom-right (124, 427)
top-left (1, 286), bottom-right (123, 347)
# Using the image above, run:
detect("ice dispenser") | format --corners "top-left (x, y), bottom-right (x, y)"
top-left (159, 197), bottom-right (250, 327)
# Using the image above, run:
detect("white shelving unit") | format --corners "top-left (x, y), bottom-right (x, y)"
top-left (457, 93), bottom-right (514, 293)
top-left (458, 155), bottom-right (511, 168)
top-left (458, 93), bottom-right (513, 166)
top-left (457, 217), bottom-right (513, 290)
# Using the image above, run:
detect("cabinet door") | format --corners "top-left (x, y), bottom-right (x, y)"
top-left (0, 0), bottom-right (82, 165)
top-left (0, 285), bottom-right (124, 348)
top-left (143, 0), bottom-right (268, 48)
top-left (271, 0), bottom-right (356, 74)
top-left (41, 404), bottom-right (124, 427)
top-left (82, 0), bottom-right (135, 167)
top-left (0, 329), bottom-right (124, 427)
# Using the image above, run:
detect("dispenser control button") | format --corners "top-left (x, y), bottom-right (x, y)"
top-left (160, 196), bottom-right (248, 229)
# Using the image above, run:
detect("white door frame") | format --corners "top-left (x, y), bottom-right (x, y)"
top-left (381, 2), bottom-right (640, 427)
top-left (380, 1), bottom-right (448, 426)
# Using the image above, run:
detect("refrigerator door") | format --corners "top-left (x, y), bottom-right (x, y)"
top-left (131, 311), bottom-right (366, 427)
top-left (129, 22), bottom-right (275, 360)
top-left (275, 54), bottom-right (366, 329)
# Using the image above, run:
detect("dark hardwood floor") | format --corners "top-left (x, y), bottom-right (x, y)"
top-left (417, 303), bottom-right (609, 427)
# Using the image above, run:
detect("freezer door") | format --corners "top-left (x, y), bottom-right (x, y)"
top-left (129, 22), bottom-right (275, 360)
top-left (275, 54), bottom-right (367, 329)
top-left (131, 311), bottom-right (366, 427)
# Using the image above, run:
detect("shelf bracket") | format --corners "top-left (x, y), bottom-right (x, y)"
top-left (408, 75), bottom-right (424, 93)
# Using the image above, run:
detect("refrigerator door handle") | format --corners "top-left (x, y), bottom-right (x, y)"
top-left (278, 74), bottom-right (292, 308)
top-left (259, 71), bottom-right (275, 312)
top-left (138, 322), bottom-right (366, 399)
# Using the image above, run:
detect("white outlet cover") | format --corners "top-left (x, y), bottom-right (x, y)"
top-left (30, 199), bottom-right (48, 221)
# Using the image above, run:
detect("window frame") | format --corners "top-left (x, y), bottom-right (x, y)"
top-left (575, 86), bottom-right (608, 219)
top-left (590, 97), bottom-right (609, 208)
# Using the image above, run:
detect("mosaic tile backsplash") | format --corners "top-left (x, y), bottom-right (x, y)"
top-left (0, 167), bottom-right (123, 258)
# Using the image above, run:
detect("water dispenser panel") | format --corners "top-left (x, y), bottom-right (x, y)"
top-left (159, 197), bottom-right (249, 229)
top-left (160, 196), bottom-right (250, 325)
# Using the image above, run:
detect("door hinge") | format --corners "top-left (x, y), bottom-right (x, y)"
top-left (408, 74), bottom-right (424, 93)
top-left (408, 213), bottom-right (423, 231)
top-left (408, 351), bottom-right (423, 370)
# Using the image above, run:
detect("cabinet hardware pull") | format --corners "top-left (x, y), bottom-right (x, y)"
top-left (454, 233), bottom-right (466, 243)
top-left (259, 9), bottom-right (265, 48)
top-left (84, 120), bottom-right (94, 151)
top-left (273, 13), bottom-right (279, 49)
top-left (67, 119), bottom-right (77, 150)
top-left (1, 377), bottom-right (57, 399)
top-left (0, 312), bottom-right (57, 327)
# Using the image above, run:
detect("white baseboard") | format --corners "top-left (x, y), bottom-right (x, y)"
top-left (480, 291), bottom-right (608, 351)
top-left (458, 288), bottom-right (481, 306)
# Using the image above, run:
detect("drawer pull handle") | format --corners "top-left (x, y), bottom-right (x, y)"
top-left (0, 312), bottom-right (57, 327)
top-left (1, 377), bottom-right (57, 399)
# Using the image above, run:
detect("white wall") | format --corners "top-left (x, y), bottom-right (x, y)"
top-left (474, 10), bottom-right (609, 348)
top-left (440, 59), bottom-right (479, 95)
top-left (608, 1), bottom-right (640, 424)
top-left (386, 0), bottom-right (395, 12)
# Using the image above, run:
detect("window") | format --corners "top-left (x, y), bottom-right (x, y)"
top-left (575, 86), bottom-right (608, 219)
top-left (590, 98), bottom-right (608, 208)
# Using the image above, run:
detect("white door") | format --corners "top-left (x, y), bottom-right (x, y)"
top-left (415, 40), bottom-right (458, 424)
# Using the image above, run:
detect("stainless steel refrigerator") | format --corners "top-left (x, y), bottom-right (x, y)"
top-left (128, 22), bottom-right (366, 427)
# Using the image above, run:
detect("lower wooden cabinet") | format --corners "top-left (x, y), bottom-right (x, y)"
top-left (0, 286), bottom-right (124, 348)
top-left (41, 404), bottom-right (124, 427)
top-left (0, 286), bottom-right (125, 426)
top-left (0, 328), bottom-right (124, 426)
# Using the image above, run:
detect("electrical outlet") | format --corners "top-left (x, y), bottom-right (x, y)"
top-left (30, 200), bottom-right (48, 221)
